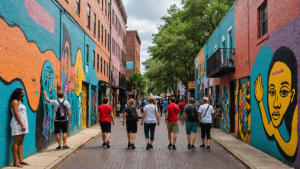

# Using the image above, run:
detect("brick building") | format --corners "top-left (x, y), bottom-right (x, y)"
top-left (126, 30), bottom-right (141, 79)
top-left (194, 0), bottom-right (300, 167)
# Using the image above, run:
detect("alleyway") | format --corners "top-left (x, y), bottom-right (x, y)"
top-left (59, 113), bottom-right (244, 169)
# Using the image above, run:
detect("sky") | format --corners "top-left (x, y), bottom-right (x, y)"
top-left (123, 0), bottom-right (183, 74)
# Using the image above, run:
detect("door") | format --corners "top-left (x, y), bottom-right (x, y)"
top-left (230, 80), bottom-right (236, 133)
top-left (82, 84), bottom-right (89, 129)
top-left (91, 87), bottom-right (97, 125)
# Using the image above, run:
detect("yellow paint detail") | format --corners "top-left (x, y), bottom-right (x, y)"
top-left (74, 49), bottom-right (86, 96)
top-left (82, 84), bottom-right (87, 129)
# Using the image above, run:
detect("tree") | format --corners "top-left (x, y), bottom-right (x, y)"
top-left (127, 72), bottom-right (146, 101)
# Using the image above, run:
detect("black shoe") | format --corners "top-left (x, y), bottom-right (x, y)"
top-left (106, 141), bottom-right (110, 148)
top-left (187, 144), bottom-right (191, 149)
top-left (167, 143), bottom-right (172, 149)
top-left (62, 146), bottom-right (70, 150)
top-left (191, 145), bottom-right (195, 149)
top-left (102, 142), bottom-right (107, 146)
top-left (173, 145), bottom-right (176, 150)
top-left (128, 142), bottom-right (132, 148)
top-left (146, 143), bottom-right (151, 150)
top-left (56, 146), bottom-right (61, 150)
top-left (200, 144), bottom-right (205, 148)
top-left (150, 144), bottom-right (153, 149)
top-left (131, 144), bottom-right (136, 149)
top-left (207, 146), bottom-right (211, 151)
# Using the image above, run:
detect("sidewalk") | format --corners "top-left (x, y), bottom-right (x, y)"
top-left (211, 129), bottom-right (293, 169)
top-left (3, 125), bottom-right (101, 169)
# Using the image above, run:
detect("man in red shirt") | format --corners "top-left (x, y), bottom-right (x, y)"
top-left (97, 97), bottom-right (115, 148)
top-left (165, 97), bottom-right (180, 150)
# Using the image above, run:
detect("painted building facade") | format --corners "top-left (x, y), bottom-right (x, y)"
top-left (194, 0), bottom-right (300, 167)
top-left (0, 0), bottom-right (111, 167)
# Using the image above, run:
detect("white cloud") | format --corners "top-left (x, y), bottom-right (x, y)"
top-left (127, 17), bottom-right (158, 34)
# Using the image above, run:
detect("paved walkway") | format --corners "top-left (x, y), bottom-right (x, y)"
top-left (59, 114), bottom-right (243, 169)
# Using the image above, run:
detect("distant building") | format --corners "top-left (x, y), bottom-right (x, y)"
top-left (126, 31), bottom-right (141, 79)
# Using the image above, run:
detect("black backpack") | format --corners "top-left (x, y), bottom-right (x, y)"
top-left (187, 105), bottom-right (198, 122)
top-left (126, 106), bottom-right (138, 122)
top-left (56, 100), bottom-right (68, 121)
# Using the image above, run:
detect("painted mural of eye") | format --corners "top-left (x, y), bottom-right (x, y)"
top-left (280, 87), bottom-right (290, 97)
top-left (268, 88), bottom-right (275, 97)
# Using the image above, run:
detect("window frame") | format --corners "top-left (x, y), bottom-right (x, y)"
top-left (105, 0), bottom-right (107, 16)
top-left (101, 25), bottom-right (103, 43)
top-left (105, 30), bottom-right (107, 47)
top-left (93, 13), bottom-right (96, 35)
top-left (108, 33), bottom-right (110, 50)
top-left (98, 20), bottom-right (100, 39)
top-left (93, 50), bottom-right (95, 68)
top-left (261, 4), bottom-right (268, 37)
top-left (97, 54), bottom-right (99, 71)
top-left (86, 44), bottom-right (89, 64)
top-left (76, 0), bottom-right (80, 15)
top-left (87, 4), bottom-right (90, 28)
top-left (101, 57), bottom-right (103, 73)
top-left (104, 60), bottom-right (106, 75)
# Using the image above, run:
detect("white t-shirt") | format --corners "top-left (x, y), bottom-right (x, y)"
top-left (144, 104), bottom-right (158, 124)
top-left (198, 104), bottom-right (214, 124)
top-left (50, 99), bottom-right (71, 122)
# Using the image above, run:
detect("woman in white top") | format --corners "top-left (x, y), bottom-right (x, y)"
top-left (10, 88), bottom-right (29, 167)
top-left (141, 97), bottom-right (160, 150)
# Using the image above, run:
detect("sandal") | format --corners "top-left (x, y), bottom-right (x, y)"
top-left (19, 161), bottom-right (29, 165)
top-left (13, 162), bottom-right (23, 168)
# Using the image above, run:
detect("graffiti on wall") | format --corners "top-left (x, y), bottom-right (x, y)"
top-left (82, 84), bottom-right (87, 129)
top-left (91, 88), bottom-right (97, 125)
top-left (221, 85), bottom-right (230, 133)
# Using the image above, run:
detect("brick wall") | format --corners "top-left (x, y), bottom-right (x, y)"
top-left (126, 31), bottom-right (141, 79)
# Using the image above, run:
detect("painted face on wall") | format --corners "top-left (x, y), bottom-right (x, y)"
top-left (268, 62), bottom-right (295, 127)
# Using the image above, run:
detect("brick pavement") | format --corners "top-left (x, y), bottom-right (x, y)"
top-left (59, 114), bottom-right (244, 169)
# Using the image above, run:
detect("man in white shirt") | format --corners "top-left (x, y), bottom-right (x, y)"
top-left (198, 97), bottom-right (214, 151)
top-left (44, 90), bottom-right (71, 150)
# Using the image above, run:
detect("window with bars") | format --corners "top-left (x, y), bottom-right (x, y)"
top-left (261, 4), bottom-right (268, 36)
top-left (97, 54), bottom-right (99, 71)
top-left (87, 4), bottom-right (90, 27)
top-left (76, 0), bottom-right (80, 15)
top-left (93, 50), bottom-right (95, 68)
top-left (98, 20), bottom-right (100, 39)
top-left (93, 14), bottom-right (96, 35)
top-left (86, 45), bottom-right (89, 63)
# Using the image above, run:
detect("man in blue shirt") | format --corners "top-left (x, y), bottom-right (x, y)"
top-left (163, 99), bottom-right (168, 114)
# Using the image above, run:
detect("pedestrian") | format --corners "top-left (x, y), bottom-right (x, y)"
top-left (213, 101), bottom-right (221, 128)
top-left (179, 98), bottom-right (185, 121)
top-left (163, 99), bottom-right (168, 115)
top-left (140, 100), bottom-right (144, 113)
top-left (165, 97), bottom-right (180, 150)
top-left (181, 97), bottom-right (198, 149)
top-left (141, 97), bottom-right (160, 150)
top-left (97, 97), bottom-right (115, 148)
top-left (198, 97), bottom-right (214, 151)
top-left (10, 88), bottom-right (29, 167)
top-left (139, 100), bottom-right (142, 110)
top-left (44, 90), bottom-right (71, 150)
top-left (116, 102), bottom-right (121, 116)
top-left (122, 99), bottom-right (138, 149)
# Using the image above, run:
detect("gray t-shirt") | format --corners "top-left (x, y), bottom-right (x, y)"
top-left (198, 104), bottom-right (214, 124)
top-left (50, 99), bottom-right (71, 122)
top-left (144, 104), bottom-right (158, 124)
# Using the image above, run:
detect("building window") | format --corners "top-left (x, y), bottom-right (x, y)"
top-left (105, 0), bottom-right (107, 16)
top-left (104, 60), bottom-right (106, 75)
top-left (112, 10), bottom-right (114, 25)
top-left (93, 14), bottom-right (96, 35)
top-left (107, 63), bottom-right (109, 77)
top-left (76, 0), bottom-right (80, 15)
top-left (108, 4), bottom-right (110, 19)
top-left (98, 20), bottom-right (100, 39)
top-left (93, 50), bottom-right (95, 68)
top-left (102, 0), bottom-right (103, 11)
top-left (87, 4), bottom-right (90, 27)
top-left (101, 57), bottom-right (103, 73)
top-left (261, 4), bottom-right (268, 36)
top-left (97, 54), bottom-right (99, 71)
top-left (108, 34), bottom-right (110, 50)
top-left (101, 25), bottom-right (103, 43)
top-left (105, 30), bottom-right (107, 47)
top-left (86, 45), bottom-right (89, 63)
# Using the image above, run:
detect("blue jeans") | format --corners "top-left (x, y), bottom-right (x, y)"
top-left (144, 123), bottom-right (156, 141)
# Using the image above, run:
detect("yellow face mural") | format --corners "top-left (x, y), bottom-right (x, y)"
top-left (74, 49), bottom-right (86, 96)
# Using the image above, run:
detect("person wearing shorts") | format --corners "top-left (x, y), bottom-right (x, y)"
top-left (165, 97), bottom-right (180, 150)
top-left (97, 97), bottom-right (115, 148)
top-left (181, 97), bottom-right (198, 149)
top-left (123, 99), bottom-right (138, 149)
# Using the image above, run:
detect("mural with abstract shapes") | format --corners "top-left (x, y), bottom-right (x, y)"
top-left (235, 77), bottom-right (251, 143)
top-left (221, 85), bottom-right (230, 133)
top-left (91, 88), bottom-right (97, 125)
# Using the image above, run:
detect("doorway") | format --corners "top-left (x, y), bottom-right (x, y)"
top-left (82, 83), bottom-right (89, 129)
top-left (229, 80), bottom-right (236, 133)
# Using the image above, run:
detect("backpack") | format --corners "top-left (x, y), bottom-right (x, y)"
top-left (56, 99), bottom-right (68, 121)
top-left (126, 106), bottom-right (138, 122)
top-left (187, 105), bottom-right (198, 122)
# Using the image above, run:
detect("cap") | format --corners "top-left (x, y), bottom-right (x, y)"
top-left (203, 97), bottom-right (208, 101)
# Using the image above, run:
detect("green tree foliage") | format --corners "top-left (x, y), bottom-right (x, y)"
top-left (127, 72), bottom-right (146, 100)
top-left (146, 0), bottom-right (235, 92)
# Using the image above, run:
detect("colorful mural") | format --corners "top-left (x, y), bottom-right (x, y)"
top-left (221, 85), bottom-right (230, 133)
top-left (91, 88), bottom-right (97, 125)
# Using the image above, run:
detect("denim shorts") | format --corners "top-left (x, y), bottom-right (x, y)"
top-left (186, 121), bottom-right (197, 135)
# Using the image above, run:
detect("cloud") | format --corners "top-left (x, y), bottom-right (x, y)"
top-left (127, 17), bottom-right (158, 34)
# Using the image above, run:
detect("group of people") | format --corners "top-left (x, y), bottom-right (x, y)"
top-left (97, 96), bottom-right (214, 151)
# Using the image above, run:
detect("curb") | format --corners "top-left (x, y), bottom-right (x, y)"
top-left (211, 137), bottom-right (253, 169)
top-left (46, 131), bottom-right (102, 169)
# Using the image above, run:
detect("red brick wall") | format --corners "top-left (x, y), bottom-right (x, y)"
top-left (126, 31), bottom-right (141, 78)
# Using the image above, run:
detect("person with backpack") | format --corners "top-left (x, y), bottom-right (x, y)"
top-left (181, 97), bottom-right (198, 149)
top-left (122, 99), bottom-right (138, 149)
top-left (43, 90), bottom-right (71, 150)
top-left (141, 97), bottom-right (160, 150)
top-left (97, 97), bottom-right (115, 148)
top-left (198, 97), bottom-right (214, 151)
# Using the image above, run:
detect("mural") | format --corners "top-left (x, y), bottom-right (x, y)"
top-left (82, 84), bottom-right (88, 129)
top-left (221, 85), bottom-right (230, 133)
top-left (91, 88), bottom-right (97, 125)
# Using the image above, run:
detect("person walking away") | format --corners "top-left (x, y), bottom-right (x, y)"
top-left (139, 100), bottom-right (142, 110)
top-left (163, 99), bottom-right (168, 115)
top-left (141, 97), bottom-right (160, 150)
top-left (165, 97), bottom-right (180, 150)
top-left (143, 99), bottom-right (148, 106)
top-left (181, 97), bottom-right (198, 149)
top-left (10, 88), bottom-right (29, 167)
top-left (123, 99), bottom-right (138, 149)
top-left (97, 97), bottom-right (115, 148)
top-left (213, 101), bottom-right (221, 128)
top-left (44, 90), bottom-right (71, 150)
top-left (116, 102), bottom-right (121, 116)
top-left (140, 100), bottom-right (144, 114)
top-left (198, 97), bottom-right (214, 151)
top-left (179, 98), bottom-right (185, 121)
